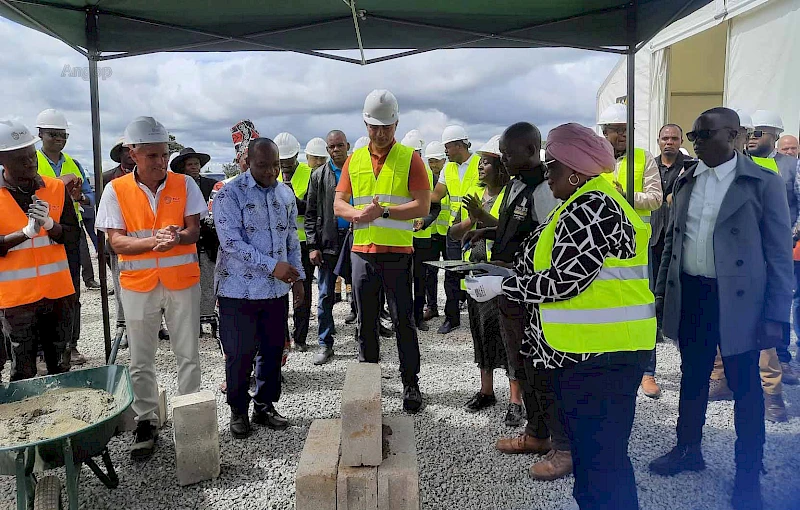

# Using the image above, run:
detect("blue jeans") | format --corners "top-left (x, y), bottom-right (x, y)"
top-left (317, 254), bottom-right (339, 347)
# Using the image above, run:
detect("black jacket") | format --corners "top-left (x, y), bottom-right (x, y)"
top-left (305, 161), bottom-right (343, 255)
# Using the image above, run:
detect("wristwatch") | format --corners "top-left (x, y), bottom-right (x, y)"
top-left (382, 206), bottom-right (390, 219)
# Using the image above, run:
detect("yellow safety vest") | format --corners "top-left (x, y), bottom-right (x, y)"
top-left (460, 184), bottom-right (506, 290)
top-left (443, 154), bottom-right (480, 225)
top-left (534, 176), bottom-right (655, 353)
top-left (36, 150), bottom-right (84, 222)
top-left (413, 169), bottom-right (434, 240)
top-left (278, 162), bottom-right (312, 242)
top-left (350, 144), bottom-right (414, 247)
top-left (602, 148), bottom-right (650, 223)
top-left (436, 194), bottom-right (450, 236)
top-left (752, 156), bottom-right (780, 173)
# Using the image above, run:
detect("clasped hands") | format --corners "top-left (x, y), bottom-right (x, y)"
top-left (152, 225), bottom-right (181, 252)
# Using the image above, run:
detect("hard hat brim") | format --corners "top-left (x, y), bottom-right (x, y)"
top-left (425, 153), bottom-right (446, 160)
top-left (363, 112), bottom-right (397, 127)
top-left (278, 149), bottom-right (300, 159)
top-left (305, 150), bottom-right (328, 158)
top-left (442, 137), bottom-right (469, 145)
top-left (1, 135), bottom-right (40, 152)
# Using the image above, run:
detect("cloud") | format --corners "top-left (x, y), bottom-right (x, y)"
top-left (0, 18), bottom-right (617, 177)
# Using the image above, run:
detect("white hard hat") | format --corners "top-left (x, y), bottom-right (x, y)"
top-left (35, 108), bottom-right (69, 130)
top-left (0, 119), bottom-right (40, 152)
top-left (679, 147), bottom-right (690, 156)
top-left (477, 135), bottom-right (502, 157)
top-left (733, 109), bottom-right (754, 130)
top-left (424, 141), bottom-right (446, 160)
top-left (304, 137), bottom-right (328, 158)
top-left (598, 103), bottom-right (627, 126)
top-left (401, 129), bottom-right (425, 152)
top-left (124, 116), bottom-right (169, 145)
top-left (442, 125), bottom-right (469, 145)
top-left (751, 110), bottom-right (784, 134)
top-left (353, 136), bottom-right (370, 151)
top-left (363, 89), bottom-right (399, 126)
top-left (168, 152), bottom-right (180, 168)
top-left (275, 132), bottom-right (301, 159)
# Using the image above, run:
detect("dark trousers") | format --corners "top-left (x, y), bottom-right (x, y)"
top-left (83, 216), bottom-right (98, 251)
top-left (0, 297), bottom-right (73, 380)
top-left (424, 234), bottom-right (446, 310)
top-left (78, 224), bottom-right (95, 284)
top-left (351, 252), bottom-right (420, 386)
top-left (643, 348), bottom-right (656, 376)
top-left (412, 237), bottom-right (435, 325)
top-left (553, 351), bottom-right (647, 510)
top-left (318, 253), bottom-right (340, 347)
top-left (676, 273), bottom-right (764, 472)
top-left (68, 263), bottom-right (81, 356)
top-left (443, 235), bottom-right (464, 325)
top-left (780, 260), bottom-right (800, 362)
top-left (218, 296), bottom-right (287, 415)
top-left (522, 357), bottom-right (569, 450)
top-left (645, 233), bottom-right (665, 375)
top-left (291, 242), bottom-right (313, 346)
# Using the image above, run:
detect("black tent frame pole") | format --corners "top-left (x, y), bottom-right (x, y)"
top-left (86, 6), bottom-right (112, 361)
top-left (625, 1), bottom-right (637, 207)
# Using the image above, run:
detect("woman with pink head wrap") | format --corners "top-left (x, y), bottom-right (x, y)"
top-left (465, 124), bottom-right (655, 508)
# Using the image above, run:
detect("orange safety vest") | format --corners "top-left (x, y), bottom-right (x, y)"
top-left (0, 176), bottom-right (74, 308)
top-left (112, 172), bottom-right (200, 292)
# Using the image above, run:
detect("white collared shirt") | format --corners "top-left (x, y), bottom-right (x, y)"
top-left (682, 153), bottom-right (738, 278)
top-left (437, 153), bottom-right (478, 185)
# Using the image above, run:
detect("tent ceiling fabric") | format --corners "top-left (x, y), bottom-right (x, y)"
top-left (0, 0), bottom-right (711, 62)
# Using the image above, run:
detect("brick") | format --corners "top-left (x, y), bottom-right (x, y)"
top-left (172, 390), bottom-right (220, 486)
top-left (296, 419), bottom-right (341, 510)
top-left (117, 406), bottom-right (137, 433)
top-left (337, 464), bottom-right (378, 510)
top-left (157, 387), bottom-right (168, 428)
top-left (340, 363), bottom-right (382, 467)
top-left (378, 416), bottom-right (419, 510)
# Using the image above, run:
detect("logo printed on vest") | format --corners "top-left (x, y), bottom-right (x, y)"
top-left (513, 198), bottom-right (528, 221)
top-left (163, 196), bottom-right (181, 204)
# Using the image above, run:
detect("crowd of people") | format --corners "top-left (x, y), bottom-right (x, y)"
top-left (0, 91), bottom-right (797, 509)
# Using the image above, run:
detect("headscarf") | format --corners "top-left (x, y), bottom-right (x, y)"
top-left (546, 123), bottom-right (615, 177)
top-left (230, 119), bottom-right (260, 161)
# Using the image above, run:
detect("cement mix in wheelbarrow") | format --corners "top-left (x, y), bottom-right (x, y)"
top-left (0, 388), bottom-right (115, 447)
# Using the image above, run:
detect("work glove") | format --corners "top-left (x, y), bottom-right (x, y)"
top-left (464, 275), bottom-right (504, 303)
top-left (22, 216), bottom-right (42, 238)
top-left (29, 200), bottom-right (54, 230)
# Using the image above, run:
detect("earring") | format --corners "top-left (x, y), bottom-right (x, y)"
top-left (568, 173), bottom-right (580, 186)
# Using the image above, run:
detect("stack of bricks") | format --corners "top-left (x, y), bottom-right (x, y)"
top-left (296, 363), bottom-right (420, 510)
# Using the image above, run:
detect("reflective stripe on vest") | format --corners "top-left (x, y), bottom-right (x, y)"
top-left (436, 195), bottom-right (450, 235)
top-left (279, 162), bottom-right (312, 242)
top-left (603, 148), bottom-right (651, 220)
top-left (350, 144), bottom-right (415, 247)
top-left (0, 175), bottom-right (74, 308)
top-left (444, 154), bottom-right (480, 224)
top-left (534, 176), bottom-right (656, 354)
top-left (413, 169), bottom-right (435, 240)
top-left (752, 156), bottom-right (780, 174)
top-left (36, 150), bottom-right (84, 222)
top-left (113, 172), bottom-right (200, 292)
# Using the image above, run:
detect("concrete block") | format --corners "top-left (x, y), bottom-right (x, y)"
top-left (378, 416), bottom-right (419, 510)
top-left (117, 406), bottom-right (137, 433)
top-left (172, 390), bottom-right (220, 486)
top-left (296, 419), bottom-right (341, 510)
top-left (340, 363), bottom-right (382, 467)
top-left (157, 387), bottom-right (168, 428)
top-left (337, 464), bottom-right (378, 510)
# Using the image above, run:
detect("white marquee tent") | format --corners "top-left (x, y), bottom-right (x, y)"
top-left (596, 0), bottom-right (800, 155)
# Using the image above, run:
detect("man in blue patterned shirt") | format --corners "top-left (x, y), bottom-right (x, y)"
top-left (213, 138), bottom-right (305, 439)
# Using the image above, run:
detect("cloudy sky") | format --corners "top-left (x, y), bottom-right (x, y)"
top-left (0, 18), bottom-right (618, 178)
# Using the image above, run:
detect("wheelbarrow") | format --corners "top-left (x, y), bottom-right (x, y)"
top-left (0, 364), bottom-right (133, 510)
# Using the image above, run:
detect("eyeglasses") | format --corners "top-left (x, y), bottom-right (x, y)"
top-left (604, 126), bottom-right (626, 135)
top-left (543, 159), bottom-right (557, 179)
top-left (686, 129), bottom-right (735, 142)
top-left (42, 131), bottom-right (69, 140)
top-left (748, 130), bottom-right (766, 139)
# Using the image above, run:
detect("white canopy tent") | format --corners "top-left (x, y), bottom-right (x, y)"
top-left (596, 0), bottom-right (800, 155)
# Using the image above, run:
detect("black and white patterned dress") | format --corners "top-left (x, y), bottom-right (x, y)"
top-left (501, 187), bottom-right (636, 369)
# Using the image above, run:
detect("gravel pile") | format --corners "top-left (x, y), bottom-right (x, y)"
top-left (0, 269), bottom-right (798, 509)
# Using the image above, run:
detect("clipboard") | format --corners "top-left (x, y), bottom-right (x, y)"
top-left (424, 260), bottom-right (514, 277)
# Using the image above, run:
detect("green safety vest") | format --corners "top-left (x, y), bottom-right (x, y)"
top-left (436, 194), bottom-right (450, 236)
top-left (278, 162), bottom-right (312, 242)
top-left (36, 150), bottom-right (84, 221)
top-left (533, 176), bottom-right (656, 354)
top-left (443, 154), bottom-right (480, 225)
top-left (752, 156), bottom-right (780, 173)
top-left (602, 148), bottom-right (650, 223)
top-left (460, 184), bottom-right (506, 290)
top-left (350, 144), bottom-right (415, 247)
top-left (413, 169), bottom-right (434, 240)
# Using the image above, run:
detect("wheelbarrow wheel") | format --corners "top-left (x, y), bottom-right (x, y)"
top-left (33, 475), bottom-right (62, 510)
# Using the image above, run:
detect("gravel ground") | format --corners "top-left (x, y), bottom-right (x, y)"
top-left (0, 267), bottom-right (799, 510)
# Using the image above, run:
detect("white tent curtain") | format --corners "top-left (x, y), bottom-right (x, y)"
top-left (648, 48), bottom-right (670, 153)
top-left (725, 0), bottom-right (800, 136)
top-left (594, 52), bottom-right (653, 150)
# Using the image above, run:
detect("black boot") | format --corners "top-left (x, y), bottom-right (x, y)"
top-left (230, 410), bottom-right (251, 439)
top-left (649, 444), bottom-right (706, 476)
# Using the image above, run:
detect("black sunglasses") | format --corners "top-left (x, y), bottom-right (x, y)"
top-left (42, 131), bottom-right (69, 140)
top-left (686, 129), bottom-right (735, 142)
top-left (748, 130), bottom-right (766, 139)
